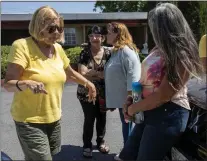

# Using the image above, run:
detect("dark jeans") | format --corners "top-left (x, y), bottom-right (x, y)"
top-left (119, 108), bottom-right (133, 145)
top-left (119, 101), bottom-right (190, 161)
top-left (80, 100), bottom-right (106, 149)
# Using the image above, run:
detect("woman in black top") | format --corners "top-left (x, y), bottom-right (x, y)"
top-left (77, 25), bottom-right (111, 158)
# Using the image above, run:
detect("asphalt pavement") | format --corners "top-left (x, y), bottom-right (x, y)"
top-left (0, 83), bottom-right (123, 161)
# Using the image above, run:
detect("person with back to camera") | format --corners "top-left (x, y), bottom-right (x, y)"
top-left (114, 3), bottom-right (204, 161)
top-left (104, 22), bottom-right (141, 147)
top-left (77, 25), bottom-right (111, 158)
top-left (3, 6), bottom-right (96, 161)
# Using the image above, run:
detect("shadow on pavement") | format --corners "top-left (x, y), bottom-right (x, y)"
top-left (1, 151), bottom-right (13, 161)
top-left (53, 145), bottom-right (116, 161)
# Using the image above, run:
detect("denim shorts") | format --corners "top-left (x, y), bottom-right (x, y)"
top-left (15, 120), bottom-right (61, 161)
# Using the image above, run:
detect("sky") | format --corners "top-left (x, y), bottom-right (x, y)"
top-left (1, 1), bottom-right (100, 14)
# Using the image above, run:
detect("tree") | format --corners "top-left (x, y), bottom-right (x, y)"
top-left (199, 1), bottom-right (207, 36)
top-left (176, 1), bottom-right (202, 41)
top-left (94, 1), bottom-right (206, 41)
top-left (93, 1), bottom-right (147, 12)
top-left (93, 1), bottom-right (176, 12)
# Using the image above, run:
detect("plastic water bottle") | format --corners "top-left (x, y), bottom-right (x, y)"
top-left (132, 82), bottom-right (144, 124)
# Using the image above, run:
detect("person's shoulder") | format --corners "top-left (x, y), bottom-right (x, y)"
top-left (53, 43), bottom-right (65, 58)
top-left (103, 46), bottom-right (113, 51)
top-left (54, 42), bottom-right (65, 52)
top-left (142, 47), bottom-right (161, 62)
top-left (201, 34), bottom-right (206, 39)
top-left (103, 46), bottom-right (111, 54)
top-left (12, 37), bottom-right (31, 47)
top-left (54, 42), bottom-right (62, 48)
top-left (123, 45), bottom-right (135, 52)
top-left (200, 34), bottom-right (206, 43)
top-left (80, 46), bottom-right (90, 55)
top-left (122, 45), bottom-right (137, 57)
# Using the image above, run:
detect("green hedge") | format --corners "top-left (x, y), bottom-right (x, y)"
top-left (1, 46), bottom-right (11, 79)
top-left (1, 46), bottom-right (147, 79)
top-left (65, 47), bottom-right (82, 64)
top-left (139, 53), bottom-right (147, 62)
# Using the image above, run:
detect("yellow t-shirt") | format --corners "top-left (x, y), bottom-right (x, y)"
top-left (199, 34), bottom-right (206, 58)
top-left (8, 37), bottom-right (70, 123)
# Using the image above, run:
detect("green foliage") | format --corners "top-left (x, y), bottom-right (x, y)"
top-left (199, 2), bottom-right (207, 36)
top-left (139, 53), bottom-right (147, 62)
top-left (176, 1), bottom-right (202, 40)
top-left (1, 46), bottom-right (11, 79)
top-left (93, 1), bottom-right (177, 12)
top-left (94, 1), bottom-right (147, 12)
top-left (94, 1), bottom-right (206, 41)
top-left (64, 47), bottom-right (82, 64)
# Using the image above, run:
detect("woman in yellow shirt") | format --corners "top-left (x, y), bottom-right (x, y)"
top-left (4, 6), bottom-right (96, 160)
top-left (199, 34), bottom-right (206, 72)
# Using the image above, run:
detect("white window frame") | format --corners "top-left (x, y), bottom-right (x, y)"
top-left (64, 28), bottom-right (76, 46)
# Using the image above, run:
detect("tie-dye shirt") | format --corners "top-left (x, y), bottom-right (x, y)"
top-left (140, 48), bottom-right (190, 110)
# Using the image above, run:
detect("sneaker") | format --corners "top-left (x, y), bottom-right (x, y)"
top-left (114, 154), bottom-right (123, 161)
top-left (83, 148), bottom-right (92, 158)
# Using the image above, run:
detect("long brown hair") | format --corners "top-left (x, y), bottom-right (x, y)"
top-left (110, 22), bottom-right (139, 53)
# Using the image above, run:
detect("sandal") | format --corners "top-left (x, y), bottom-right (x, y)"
top-left (83, 148), bottom-right (92, 158)
top-left (97, 142), bottom-right (110, 154)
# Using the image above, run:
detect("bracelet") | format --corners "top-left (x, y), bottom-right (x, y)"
top-left (84, 80), bottom-right (89, 88)
top-left (16, 80), bottom-right (22, 91)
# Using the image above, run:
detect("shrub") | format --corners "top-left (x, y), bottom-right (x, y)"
top-left (139, 53), bottom-right (147, 62)
top-left (1, 46), bottom-right (10, 79)
top-left (65, 47), bottom-right (82, 64)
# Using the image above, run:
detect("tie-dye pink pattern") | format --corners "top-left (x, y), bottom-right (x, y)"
top-left (141, 50), bottom-right (165, 98)
top-left (140, 48), bottom-right (190, 110)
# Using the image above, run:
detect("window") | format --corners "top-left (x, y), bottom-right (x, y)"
top-left (64, 28), bottom-right (76, 45)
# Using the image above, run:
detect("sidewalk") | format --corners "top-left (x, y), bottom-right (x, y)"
top-left (0, 83), bottom-right (123, 160)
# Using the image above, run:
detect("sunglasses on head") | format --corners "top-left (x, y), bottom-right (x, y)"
top-left (47, 24), bottom-right (63, 34)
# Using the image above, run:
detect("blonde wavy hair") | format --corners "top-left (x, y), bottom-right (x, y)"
top-left (109, 22), bottom-right (139, 53)
top-left (29, 6), bottom-right (64, 43)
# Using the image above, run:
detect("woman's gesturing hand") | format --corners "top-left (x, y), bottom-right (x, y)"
top-left (25, 80), bottom-right (48, 94)
top-left (86, 81), bottom-right (97, 105)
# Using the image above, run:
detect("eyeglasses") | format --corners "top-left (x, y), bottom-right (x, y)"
top-left (47, 24), bottom-right (63, 34)
top-left (88, 34), bottom-right (102, 38)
